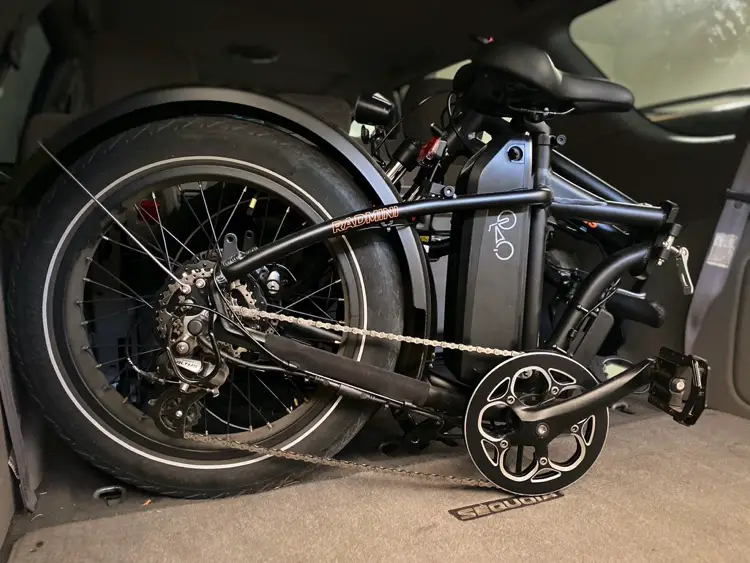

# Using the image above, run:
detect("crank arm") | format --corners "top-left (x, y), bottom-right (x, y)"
top-left (510, 348), bottom-right (709, 442)
top-left (510, 360), bottom-right (653, 441)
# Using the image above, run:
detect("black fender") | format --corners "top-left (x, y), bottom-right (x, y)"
top-left (7, 87), bottom-right (432, 371)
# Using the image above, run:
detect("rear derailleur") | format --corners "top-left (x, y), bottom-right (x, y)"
top-left (148, 387), bottom-right (207, 438)
top-left (146, 355), bottom-right (230, 438)
top-left (145, 258), bottom-right (239, 438)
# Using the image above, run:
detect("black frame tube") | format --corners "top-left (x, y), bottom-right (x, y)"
top-left (220, 171), bottom-right (667, 356)
top-left (551, 149), bottom-right (636, 204)
top-left (547, 243), bottom-right (652, 350)
top-left (548, 171), bottom-right (631, 250)
top-left (222, 189), bottom-right (552, 278)
top-left (522, 205), bottom-right (548, 348)
top-left (549, 200), bottom-right (666, 229)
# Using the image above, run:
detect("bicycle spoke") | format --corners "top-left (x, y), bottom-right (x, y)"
top-left (307, 299), bottom-right (336, 321)
top-left (273, 207), bottom-right (290, 243)
top-left (259, 201), bottom-right (269, 245)
top-left (107, 362), bottom-right (130, 389)
top-left (81, 303), bottom-right (151, 326)
top-left (38, 142), bottom-right (182, 286)
top-left (177, 185), bottom-right (214, 246)
top-left (87, 259), bottom-right (154, 309)
top-left (215, 182), bottom-right (225, 235)
top-left (151, 192), bottom-right (173, 272)
top-left (218, 186), bottom-right (248, 242)
top-left (117, 231), bottom-right (175, 267)
top-left (286, 378), bottom-right (306, 406)
top-left (225, 372), bottom-right (234, 437)
top-left (284, 293), bottom-right (344, 303)
top-left (203, 399), bottom-right (209, 435)
top-left (77, 296), bottom-right (156, 304)
top-left (141, 195), bottom-right (197, 262)
top-left (284, 262), bottom-right (335, 296)
top-left (133, 204), bottom-right (172, 269)
top-left (254, 375), bottom-right (292, 415)
top-left (200, 184), bottom-right (220, 253)
top-left (83, 277), bottom-right (154, 309)
top-left (95, 346), bottom-right (162, 368)
top-left (100, 234), bottom-right (179, 267)
top-left (83, 342), bottom-right (152, 351)
top-left (205, 409), bottom-right (249, 432)
top-left (247, 371), bottom-right (253, 431)
top-left (68, 176), bottom-right (343, 447)
top-left (228, 378), bottom-right (272, 428)
top-left (279, 279), bottom-right (342, 312)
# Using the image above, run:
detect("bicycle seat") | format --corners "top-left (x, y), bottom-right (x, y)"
top-left (455, 43), bottom-right (634, 117)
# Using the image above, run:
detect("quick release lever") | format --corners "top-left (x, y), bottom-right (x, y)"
top-left (657, 233), bottom-right (694, 295)
top-left (672, 246), bottom-right (694, 295)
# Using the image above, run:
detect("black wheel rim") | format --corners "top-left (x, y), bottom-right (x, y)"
top-left (49, 162), bottom-right (365, 463)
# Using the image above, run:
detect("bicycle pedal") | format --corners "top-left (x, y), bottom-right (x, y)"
top-left (648, 348), bottom-right (709, 426)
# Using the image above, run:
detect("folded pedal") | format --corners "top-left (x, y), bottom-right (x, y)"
top-left (648, 348), bottom-right (709, 426)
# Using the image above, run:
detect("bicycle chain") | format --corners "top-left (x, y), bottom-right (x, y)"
top-left (181, 305), bottom-right (519, 490)
top-left (185, 432), bottom-right (498, 489)
top-left (233, 305), bottom-right (522, 358)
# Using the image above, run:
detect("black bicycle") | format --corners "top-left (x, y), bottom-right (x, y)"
top-left (8, 41), bottom-right (707, 498)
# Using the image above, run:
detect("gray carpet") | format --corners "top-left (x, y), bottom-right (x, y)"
top-left (8, 409), bottom-right (750, 563)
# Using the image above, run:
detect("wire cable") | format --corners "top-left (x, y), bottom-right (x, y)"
top-left (446, 92), bottom-right (476, 154)
top-left (371, 90), bottom-right (451, 157)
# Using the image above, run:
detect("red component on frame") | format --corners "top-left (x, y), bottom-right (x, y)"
top-left (417, 137), bottom-right (441, 164)
top-left (137, 199), bottom-right (160, 223)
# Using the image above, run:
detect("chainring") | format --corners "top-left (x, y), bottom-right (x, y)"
top-left (464, 351), bottom-right (609, 496)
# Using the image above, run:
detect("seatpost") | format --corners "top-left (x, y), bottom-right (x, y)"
top-left (521, 119), bottom-right (552, 349)
top-left (526, 119), bottom-right (552, 189)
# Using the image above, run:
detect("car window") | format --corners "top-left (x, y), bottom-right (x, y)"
top-left (0, 23), bottom-right (49, 163)
top-left (426, 60), bottom-right (470, 81)
top-left (570, 0), bottom-right (750, 135)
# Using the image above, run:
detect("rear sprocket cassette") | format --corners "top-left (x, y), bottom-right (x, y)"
top-left (464, 351), bottom-right (610, 496)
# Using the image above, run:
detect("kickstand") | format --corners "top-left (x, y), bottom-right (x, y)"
top-left (611, 400), bottom-right (636, 415)
top-left (379, 409), bottom-right (459, 456)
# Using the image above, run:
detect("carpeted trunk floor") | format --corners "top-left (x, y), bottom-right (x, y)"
top-left (7, 408), bottom-right (750, 563)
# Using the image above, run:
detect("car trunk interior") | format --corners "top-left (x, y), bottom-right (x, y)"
top-left (1, 0), bottom-right (749, 561)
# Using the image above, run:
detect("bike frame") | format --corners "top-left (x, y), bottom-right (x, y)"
top-left (220, 144), bottom-right (671, 353)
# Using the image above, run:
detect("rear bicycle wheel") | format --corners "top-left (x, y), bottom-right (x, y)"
top-left (10, 117), bottom-right (405, 497)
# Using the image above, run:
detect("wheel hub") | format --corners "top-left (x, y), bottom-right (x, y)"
top-left (155, 257), bottom-right (259, 358)
top-left (155, 258), bottom-right (215, 343)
